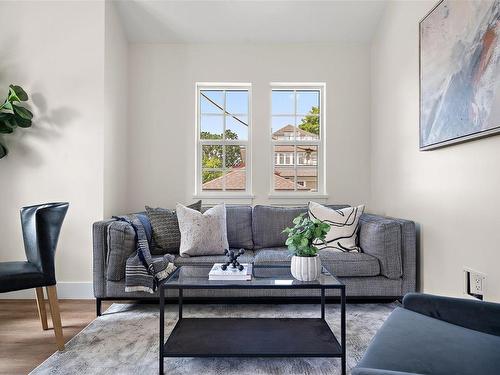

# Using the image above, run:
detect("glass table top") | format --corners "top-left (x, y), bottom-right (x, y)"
top-left (160, 264), bottom-right (344, 289)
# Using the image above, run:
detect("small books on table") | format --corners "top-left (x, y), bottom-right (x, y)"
top-left (209, 263), bottom-right (253, 281)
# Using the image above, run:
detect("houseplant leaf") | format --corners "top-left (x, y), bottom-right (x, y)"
top-left (0, 121), bottom-right (14, 134)
top-left (1, 113), bottom-right (18, 129)
top-left (12, 104), bottom-right (33, 120)
top-left (13, 113), bottom-right (32, 128)
top-left (2, 100), bottom-right (13, 111)
top-left (9, 85), bottom-right (28, 102)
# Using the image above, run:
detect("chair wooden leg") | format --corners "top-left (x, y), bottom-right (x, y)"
top-left (46, 285), bottom-right (65, 351)
top-left (34, 287), bottom-right (48, 330)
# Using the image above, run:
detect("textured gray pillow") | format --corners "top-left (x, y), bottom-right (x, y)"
top-left (177, 203), bottom-right (229, 257)
top-left (146, 200), bottom-right (202, 254)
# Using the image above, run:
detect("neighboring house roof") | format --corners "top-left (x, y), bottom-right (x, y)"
top-left (274, 166), bottom-right (317, 178)
top-left (272, 124), bottom-right (317, 140)
top-left (202, 168), bottom-right (308, 191)
top-left (274, 173), bottom-right (309, 190)
top-left (202, 169), bottom-right (246, 191)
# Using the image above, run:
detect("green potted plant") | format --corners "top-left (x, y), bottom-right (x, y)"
top-left (283, 213), bottom-right (331, 281)
top-left (0, 85), bottom-right (33, 159)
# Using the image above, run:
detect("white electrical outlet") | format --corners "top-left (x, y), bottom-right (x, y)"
top-left (464, 268), bottom-right (486, 299)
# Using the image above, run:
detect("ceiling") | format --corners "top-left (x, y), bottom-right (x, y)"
top-left (115, 0), bottom-right (387, 44)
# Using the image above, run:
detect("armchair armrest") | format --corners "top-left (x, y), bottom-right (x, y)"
top-left (403, 293), bottom-right (500, 336)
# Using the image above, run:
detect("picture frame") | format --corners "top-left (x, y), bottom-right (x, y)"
top-left (419, 0), bottom-right (500, 150)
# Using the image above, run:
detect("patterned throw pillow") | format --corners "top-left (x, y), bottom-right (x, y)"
top-left (145, 200), bottom-right (202, 254)
top-left (176, 203), bottom-right (229, 257)
top-left (308, 201), bottom-right (365, 252)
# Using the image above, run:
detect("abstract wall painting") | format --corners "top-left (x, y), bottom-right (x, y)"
top-left (420, 0), bottom-right (500, 150)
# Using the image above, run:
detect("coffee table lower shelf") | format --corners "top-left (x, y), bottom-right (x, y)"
top-left (163, 318), bottom-right (342, 357)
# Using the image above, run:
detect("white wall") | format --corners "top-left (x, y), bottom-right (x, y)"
top-left (371, 1), bottom-right (500, 302)
top-left (104, 1), bottom-right (128, 217)
top-left (126, 43), bottom-right (371, 212)
top-left (0, 1), bottom-right (104, 296)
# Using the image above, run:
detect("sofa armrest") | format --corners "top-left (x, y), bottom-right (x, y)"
top-left (353, 368), bottom-right (423, 375)
top-left (403, 293), bottom-right (500, 336)
top-left (92, 219), bottom-right (114, 298)
top-left (359, 215), bottom-right (402, 279)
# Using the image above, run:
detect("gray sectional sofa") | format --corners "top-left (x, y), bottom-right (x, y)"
top-left (93, 205), bottom-right (416, 313)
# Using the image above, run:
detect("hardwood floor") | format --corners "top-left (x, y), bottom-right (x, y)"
top-left (0, 299), bottom-right (111, 375)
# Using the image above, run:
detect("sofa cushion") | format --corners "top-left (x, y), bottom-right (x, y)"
top-left (106, 220), bottom-right (136, 281)
top-left (319, 249), bottom-right (380, 277)
top-left (355, 307), bottom-right (500, 375)
top-left (359, 215), bottom-right (402, 279)
top-left (226, 205), bottom-right (253, 249)
top-left (309, 202), bottom-right (364, 252)
top-left (173, 250), bottom-right (255, 266)
top-left (253, 247), bottom-right (380, 277)
top-left (177, 203), bottom-right (228, 257)
top-left (252, 205), bottom-right (348, 249)
top-left (146, 200), bottom-right (202, 254)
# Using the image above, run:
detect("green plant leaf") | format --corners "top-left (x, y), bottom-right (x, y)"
top-left (14, 114), bottom-right (32, 128)
top-left (2, 100), bottom-right (13, 111)
top-left (0, 122), bottom-right (14, 134)
top-left (0, 142), bottom-right (7, 159)
top-left (1, 113), bottom-right (18, 128)
top-left (12, 104), bottom-right (33, 120)
top-left (9, 85), bottom-right (28, 101)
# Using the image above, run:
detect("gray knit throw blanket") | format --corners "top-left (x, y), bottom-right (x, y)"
top-left (113, 215), bottom-right (176, 294)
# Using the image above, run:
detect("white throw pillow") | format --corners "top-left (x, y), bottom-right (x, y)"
top-left (308, 202), bottom-right (365, 252)
top-left (177, 203), bottom-right (229, 257)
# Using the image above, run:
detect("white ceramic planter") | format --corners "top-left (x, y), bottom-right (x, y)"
top-left (290, 255), bottom-right (322, 281)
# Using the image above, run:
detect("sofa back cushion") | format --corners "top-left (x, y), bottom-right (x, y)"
top-left (226, 205), bottom-right (254, 249)
top-left (146, 200), bottom-right (202, 254)
top-left (252, 204), bottom-right (348, 249)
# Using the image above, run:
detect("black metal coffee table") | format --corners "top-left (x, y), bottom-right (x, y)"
top-left (159, 265), bottom-right (346, 375)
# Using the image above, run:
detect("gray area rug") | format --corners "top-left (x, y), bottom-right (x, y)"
top-left (31, 302), bottom-right (397, 375)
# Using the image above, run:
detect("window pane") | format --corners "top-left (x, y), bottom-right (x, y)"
top-left (200, 90), bottom-right (224, 113)
top-left (200, 94), bottom-right (223, 114)
top-left (226, 91), bottom-right (248, 114)
top-left (202, 145), bottom-right (223, 169)
top-left (272, 90), bottom-right (294, 114)
top-left (226, 115), bottom-right (248, 140)
top-left (272, 116), bottom-right (295, 140)
top-left (296, 145), bottom-right (318, 166)
top-left (296, 165), bottom-right (318, 192)
top-left (225, 168), bottom-right (246, 191)
top-left (273, 167), bottom-right (295, 191)
top-left (273, 145), bottom-right (295, 191)
top-left (200, 115), bottom-right (223, 139)
top-left (225, 145), bottom-right (246, 168)
top-left (202, 170), bottom-right (224, 191)
top-left (296, 114), bottom-right (319, 140)
top-left (297, 90), bottom-right (320, 114)
top-left (296, 145), bottom-right (318, 192)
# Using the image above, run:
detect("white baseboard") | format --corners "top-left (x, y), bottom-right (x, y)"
top-left (0, 282), bottom-right (94, 299)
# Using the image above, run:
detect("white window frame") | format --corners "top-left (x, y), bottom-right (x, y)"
top-left (269, 82), bottom-right (326, 198)
top-left (194, 83), bottom-right (252, 198)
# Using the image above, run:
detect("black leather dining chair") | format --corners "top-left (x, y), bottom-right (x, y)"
top-left (0, 202), bottom-right (69, 351)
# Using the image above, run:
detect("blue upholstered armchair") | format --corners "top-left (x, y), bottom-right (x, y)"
top-left (353, 293), bottom-right (500, 375)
